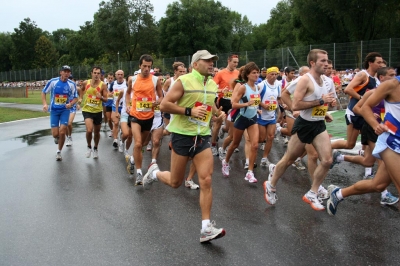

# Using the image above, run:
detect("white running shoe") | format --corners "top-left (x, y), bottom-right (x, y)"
top-left (318, 186), bottom-right (329, 200)
top-left (93, 149), bottom-right (99, 159)
top-left (302, 190), bottom-right (325, 211)
top-left (263, 181), bottom-right (277, 205)
top-left (85, 148), bottom-right (92, 158)
top-left (66, 137), bottom-right (71, 147)
top-left (218, 147), bottom-right (225, 161)
top-left (211, 146), bottom-right (218, 156)
top-left (119, 140), bottom-right (124, 153)
top-left (292, 158), bottom-right (306, 170)
top-left (260, 143), bottom-right (265, 151)
top-left (146, 141), bottom-right (152, 151)
top-left (268, 163), bottom-right (275, 181)
top-left (185, 180), bottom-right (200, 189)
top-left (244, 171), bottom-right (257, 183)
top-left (260, 158), bottom-right (270, 167)
top-left (222, 160), bottom-right (230, 177)
top-left (200, 221), bottom-right (226, 243)
top-left (56, 151), bottom-right (62, 161)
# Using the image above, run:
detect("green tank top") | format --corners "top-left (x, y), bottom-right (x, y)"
top-left (82, 79), bottom-right (104, 113)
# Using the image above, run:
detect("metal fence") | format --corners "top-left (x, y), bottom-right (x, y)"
top-left (1, 38), bottom-right (400, 82)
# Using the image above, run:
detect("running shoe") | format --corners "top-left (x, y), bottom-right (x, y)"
top-left (127, 158), bottom-right (135, 175)
top-left (93, 149), bottom-right (99, 159)
top-left (218, 147), bottom-right (225, 161)
top-left (222, 160), bottom-right (230, 177)
top-left (326, 185), bottom-right (343, 216)
top-left (200, 221), bottom-right (226, 243)
top-left (112, 140), bottom-right (118, 149)
top-left (66, 137), bottom-right (71, 147)
top-left (363, 172), bottom-right (375, 179)
top-left (218, 127), bottom-right (225, 140)
top-left (143, 163), bottom-right (159, 189)
top-left (260, 158), bottom-right (270, 167)
top-left (119, 140), bottom-right (124, 153)
top-left (283, 137), bottom-right (289, 145)
top-left (56, 151), bottom-right (62, 161)
top-left (185, 180), bottom-right (200, 189)
top-left (234, 148), bottom-right (239, 153)
top-left (85, 148), bottom-right (92, 158)
top-left (263, 180), bottom-right (277, 205)
top-left (260, 143), bottom-right (265, 151)
top-left (244, 162), bottom-right (257, 170)
top-left (292, 158), bottom-right (306, 170)
top-left (267, 163), bottom-right (275, 181)
top-left (135, 172), bottom-right (143, 186)
top-left (318, 186), bottom-right (329, 200)
top-left (124, 151), bottom-right (130, 163)
top-left (358, 149), bottom-right (365, 156)
top-left (54, 137), bottom-right (59, 144)
top-left (244, 171), bottom-right (257, 183)
top-left (380, 192), bottom-right (399, 205)
top-left (275, 123), bottom-right (281, 137)
top-left (302, 190), bottom-right (325, 211)
top-left (146, 141), bottom-right (152, 151)
top-left (211, 146), bottom-right (218, 156)
top-left (330, 150), bottom-right (342, 169)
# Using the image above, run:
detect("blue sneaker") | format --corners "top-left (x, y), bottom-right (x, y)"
top-left (330, 150), bottom-right (342, 169)
top-left (380, 192), bottom-right (399, 205)
top-left (326, 185), bottom-right (343, 216)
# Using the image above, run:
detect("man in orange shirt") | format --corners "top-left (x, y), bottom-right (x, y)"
top-left (125, 54), bottom-right (163, 185)
top-left (211, 54), bottom-right (239, 155)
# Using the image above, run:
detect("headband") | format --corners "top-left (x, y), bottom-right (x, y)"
top-left (267, 67), bottom-right (279, 74)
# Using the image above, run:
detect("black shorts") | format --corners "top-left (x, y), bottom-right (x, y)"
top-left (105, 106), bottom-right (112, 112)
top-left (234, 114), bottom-right (257, 131)
top-left (361, 123), bottom-right (378, 145)
top-left (82, 111), bottom-right (103, 125)
top-left (291, 116), bottom-right (326, 144)
top-left (345, 114), bottom-right (364, 130)
top-left (128, 115), bottom-right (154, 132)
top-left (171, 133), bottom-right (210, 158)
top-left (216, 98), bottom-right (232, 114)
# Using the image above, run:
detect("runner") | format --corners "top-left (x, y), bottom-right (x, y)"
top-left (142, 50), bottom-right (226, 243)
top-left (78, 66), bottom-right (108, 159)
top-left (328, 75), bottom-right (400, 215)
top-left (263, 49), bottom-right (336, 211)
top-left (110, 70), bottom-right (126, 150)
top-left (66, 74), bottom-right (78, 147)
top-left (41, 65), bottom-right (78, 161)
top-left (102, 72), bottom-right (114, 136)
top-left (125, 54), bottom-right (163, 185)
top-left (221, 62), bottom-right (261, 183)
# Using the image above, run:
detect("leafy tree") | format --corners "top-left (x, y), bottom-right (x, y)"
top-left (51, 28), bottom-right (76, 57)
top-left (0, 33), bottom-right (13, 71)
top-left (10, 18), bottom-right (43, 70)
top-left (159, 0), bottom-right (233, 57)
top-left (94, 0), bottom-right (159, 62)
top-left (33, 35), bottom-right (59, 69)
top-left (230, 12), bottom-right (253, 52)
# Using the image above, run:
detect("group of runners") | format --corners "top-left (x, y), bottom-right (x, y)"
top-left (41, 49), bottom-right (400, 243)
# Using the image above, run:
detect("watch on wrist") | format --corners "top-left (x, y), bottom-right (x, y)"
top-left (319, 98), bottom-right (324, 105)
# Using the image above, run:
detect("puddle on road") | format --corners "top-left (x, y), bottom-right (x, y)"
top-left (0, 121), bottom-right (87, 160)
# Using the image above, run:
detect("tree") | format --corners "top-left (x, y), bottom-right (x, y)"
top-left (10, 18), bottom-right (43, 70)
top-left (158, 0), bottom-right (233, 57)
top-left (51, 28), bottom-right (76, 57)
top-left (94, 0), bottom-right (159, 62)
top-left (0, 33), bottom-right (13, 71)
top-left (33, 35), bottom-right (59, 69)
top-left (230, 12), bottom-right (253, 52)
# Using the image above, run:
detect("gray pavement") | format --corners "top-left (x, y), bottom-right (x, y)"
top-left (0, 104), bottom-right (399, 265)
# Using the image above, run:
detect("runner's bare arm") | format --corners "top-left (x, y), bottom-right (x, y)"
top-left (155, 78), bottom-right (163, 105)
top-left (162, 78), bottom-right (171, 92)
top-left (231, 84), bottom-right (250, 109)
top-left (344, 71), bottom-right (366, 99)
top-left (353, 89), bottom-right (374, 116)
top-left (125, 78), bottom-right (132, 112)
top-left (281, 90), bottom-right (292, 111)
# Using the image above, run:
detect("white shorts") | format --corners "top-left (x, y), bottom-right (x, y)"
top-left (120, 112), bottom-right (129, 123)
top-left (151, 115), bottom-right (163, 131)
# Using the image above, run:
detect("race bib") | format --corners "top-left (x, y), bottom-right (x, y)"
top-left (188, 102), bottom-right (212, 127)
top-left (384, 113), bottom-right (400, 152)
top-left (154, 105), bottom-right (161, 113)
top-left (250, 94), bottom-right (261, 107)
top-left (87, 95), bottom-right (100, 107)
top-left (55, 94), bottom-right (67, 105)
top-left (136, 97), bottom-right (153, 112)
top-left (311, 104), bottom-right (328, 119)
top-left (265, 100), bottom-right (277, 111)
top-left (223, 90), bottom-right (233, 99)
top-left (380, 108), bottom-right (385, 122)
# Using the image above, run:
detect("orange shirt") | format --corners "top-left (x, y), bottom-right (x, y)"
top-left (129, 75), bottom-right (156, 120)
top-left (213, 68), bottom-right (239, 98)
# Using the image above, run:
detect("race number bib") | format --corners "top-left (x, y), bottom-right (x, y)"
top-left (188, 102), bottom-right (212, 127)
top-left (250, 94), bottom-right (261, 108)
top-left (136, 97), bottom-right (153, 112)
top-left (87, 95), bottom-right (100, 107)
top-left (265, 100), bottom-right (277, 111)
top-left (311, 104), bottom-right (328, 119)
top-left (223, 90), bottom-right (233, 99)
top-left (55, 94), bottom-right (67, 105)
top-left (154, 105), bottom-right (161, 113)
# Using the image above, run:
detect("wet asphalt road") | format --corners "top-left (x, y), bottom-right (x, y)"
top-left (0, 105), bottom-right (399, 265)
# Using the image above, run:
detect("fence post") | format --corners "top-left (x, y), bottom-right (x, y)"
top-left (162, 58), bottom-right (165, 73)
top-left (360, 41), bottom-right (363, 69)
top-left (389, 38), bottom-right (392, 66)
top-left (245, 51), bottom-right (248, 63)
top-left (333, 43), bottom-right (336, 69)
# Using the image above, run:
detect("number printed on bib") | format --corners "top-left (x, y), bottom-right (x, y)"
top-left (188, 102), bottom-right (212, 127)
top-left (154, 105), bottom-right (161, 113)
top-left (55, 94), bottom-right (67, 105)
top-left (136, 97), bottom-right (153, 112)
top-left (265, 100), bottom-right (277, 111)
top-left (223, 90), bottom-right (233, 99)
top-left (311, 104), bottom-right (328, 119)
top-left (87, 95), bottom-right (100, 107)
top-left (250, 94), bottom-right (261, 107)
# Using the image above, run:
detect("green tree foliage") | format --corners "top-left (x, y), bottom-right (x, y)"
top-left (0, 33), bottom-right (13, 71)
top-left (158, 0), bottom-right (233, 57)
top-left (33, 36), bottom-right (59, 69)
top-left (230, 12), bottom-right (253, 52)
top-left (51, 28), bottom-right (76, 57)
top-left (94, 0), bottom-right (159, 62)
top-left (10, 18), bottom-right (43, 70)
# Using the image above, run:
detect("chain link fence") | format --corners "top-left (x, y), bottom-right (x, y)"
top-left (1, 38), bottom-right (400, 82)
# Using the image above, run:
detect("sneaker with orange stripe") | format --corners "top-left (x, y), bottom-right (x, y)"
top-left (302, 190), bottom-right (325, 211)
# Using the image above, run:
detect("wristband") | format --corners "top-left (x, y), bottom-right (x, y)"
top-left (185, 107), bottom-right (192, 116)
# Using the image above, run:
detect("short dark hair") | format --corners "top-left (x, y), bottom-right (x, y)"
top-left (377, 67), bottom-right (394, 80)
top-left (139, 54), bottom-right (153, 66)
top-left (363, 52), bottom-right (382, 70)
top-left (228, 53), bottom-right (239, 61)
top-left (284, 66), bottom-right (295, 74)
top-left (91, 66), bottom-right (102, 73)
top-left (107, 72), bottom-right (114, 76)
top-left (327, 60), bottom-right (333, 65)
top-left (242, 62), bottom-right (259, 82)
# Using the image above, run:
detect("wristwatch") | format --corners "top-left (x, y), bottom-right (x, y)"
top-left (319, 98), bottom-right (324, 105)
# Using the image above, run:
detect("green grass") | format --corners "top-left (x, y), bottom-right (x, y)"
top-left (326, 110), bottom-right (360, 141)
top-left (0, 107), bottom-right (49, 123)
top-left (0, 91), bottom-right (47, 105)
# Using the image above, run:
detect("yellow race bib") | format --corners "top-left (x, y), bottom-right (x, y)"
top-left (311, 104), bottom-right (328, 119)
top-left (55, 94), bottom-right (67, 105)
top-left (136, 97), bottom-right (153, 112)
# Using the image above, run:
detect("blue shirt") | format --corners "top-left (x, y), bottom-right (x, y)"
top-left (42, 77), bottom-right (77, 111)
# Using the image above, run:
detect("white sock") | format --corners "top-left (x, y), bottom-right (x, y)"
top-left (337, 154), bottom-right (345, 162)
top-left (152, 170), bottom-right (159, 179)
top-left (113, 138), bottom-right (117, 142)
top-left (247, 170), bottom-right (253, 173)
top-left (57, 149), bottom-right (61, 153)
top-left (151, 159), bottom-right (156, 164)
top-left (130, 156), bottom-right (134, 163)
top-left (137, 169), bottom-right (142, 175)
top-left (381, 189), bottom-right (388, 198)
top-left (336, 189), bottom-right (344, 200)
top-left (202, 219), bottom-right (210, 231)
top-left (365, 167), bottom-right (372, 177)
top-left (245, 158), bottom-right (249, 164)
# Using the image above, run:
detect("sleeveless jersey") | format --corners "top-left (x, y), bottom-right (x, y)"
top-left (111, 80), bottom-right (127, 108)
top-left (258, 80), bottom-right (281, 120)
top-left (348, 70), bottom-right (379, 113)
top-left (82, 80), bottom-right (104, 113)
top-left (129, 75), bottom-right (158, 119)
top-left (239, 83), bottom-right (260, 119)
